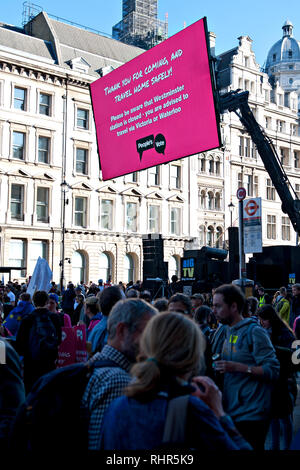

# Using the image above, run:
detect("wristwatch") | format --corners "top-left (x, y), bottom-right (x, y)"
top-left (246, 366), bottom-right (252, 374)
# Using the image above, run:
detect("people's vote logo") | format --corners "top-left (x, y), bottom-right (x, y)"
top-left (292, 340), bottom-right (300, 365)
top-left (76, 329), bottom-right (83, 341)
top-left (136, 133), bottom-right (166, 161)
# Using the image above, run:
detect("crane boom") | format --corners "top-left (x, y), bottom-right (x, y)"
top-left (219, 90), bottom-right (300, 236)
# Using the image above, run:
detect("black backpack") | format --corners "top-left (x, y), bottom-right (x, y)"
top-left (10, 358), bottom-right (119, 453)
top-left (29, 311), bottom-right (58, 363)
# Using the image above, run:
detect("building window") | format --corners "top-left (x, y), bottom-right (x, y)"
top-left (267, 215), bottom-right (276, 239)
top-left (244, 137), bottom-right (251, 157)
top-left (39, 93), bottom-right (51, 116)
top-left (14, 87), bottom-right (26, 110)
top-left (125, 172), bottom-right (138, 183)
top-left (126, 202), bottom-right (137, 232)
top-left (273, 54), bottom-right (276, 62)
top-left (208, 192), bottom-right (214, 210)
top-left (77, 108), bottom-right (89, 129)
top-left (207, 226), bottom-right (214, 247)
top-left (246, 174), bottom-right (253, 196)
top-left (124, 254), bottom-right (134, 283)
top-left (148, 205), bottom-right (159, 233)
top-left (170, 165), bottom-right (181, 189)
top-left (74, 197), bottom-right (87, 227)
top-left (13, 131), bottom-right (25, 160)
top-left (294, 151), bottom-right (300, 169)
top-left (100, 199), bottom-right (113, 230)
top-left (254, 176), bottom-right (259, 196)
top-left (295, 184), bottom-right (300, 199)
top-left (99, 252), bottom-right (112, 283)
top-left (282, 217), bottom-right (290, 241)
top-left (215, 160), bottom-right (221, 175)
top-left (209, 160), bottom-right (214, 174)
top-left (170, 207), bottom-right (180, 235)
top-left (30, 240), bottom-right (48, 273)
top-left (200, 157), bottom-right (206, 173)
top-left (169, 255), bottom-right (179, 280)
top-left (72, 251), bottom-right (86, 284)
top-left (238, 172), bottom-right (243, 188)
top-left (239, 137), bottom-right (244, 156)
top-left (199, 225), bottom-right (205, 246)
top-left (215, 193), bottom-right (221, 210)
top-left (36, 187), bottom-right (49, 222)
top-left (216, 227), bottom-right (223, 248)
top-left (244, 56), bottom-right (249, 67)
top-left (288, 50), bottom-right (293, 58)
top-left (11, 184), bottom-right (24, 220)
top-left (200, 190), bottom-right (206, 209)
top-left (38, 136), bottom-right (50, 164)
top-left (148, 166), bottom-right (159, 186)
top-left (266, 179), bottom-right (275, 200)
top-left (280, 148), bottom-right (289, 166)
top-left (76, 148), bottom-right (88, 174)
top-left (9, 239), bottom-right (26, 278)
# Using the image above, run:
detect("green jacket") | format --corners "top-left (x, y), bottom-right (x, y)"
top-left (275, 297), bottom-right (290, 324)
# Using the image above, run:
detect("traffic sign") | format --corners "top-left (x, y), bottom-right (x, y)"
top-left (237, 187), bottom-right (246, 201)
top-left (244, 199), bottom-right (259, 217)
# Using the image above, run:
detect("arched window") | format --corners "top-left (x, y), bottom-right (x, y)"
top-left (169, 255), bottom-right (179, 280)
top-left (208, 192), bottom-right (214, 210)
top-left (200, 190), bottom-right (206, 209)
top-left (124, 254), bottom-right (134, 284)
top-left (215, 193), bottom-right (221, 210)
top-left (199, 225), bottom-right (206, 246)
top-left (216, 227), bottom-right (223, 248)
top-left (209, 160), bottom-right (214, 174)
top-left (99, 252), bottom-right (112, 283)
top-left (207, 226), bottom-right (214, 247)
top-left (72, 251), bottom-right (86, 285)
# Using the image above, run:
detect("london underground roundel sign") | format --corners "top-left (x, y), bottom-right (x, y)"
top-left (237, 187), bottom-right (246, 201)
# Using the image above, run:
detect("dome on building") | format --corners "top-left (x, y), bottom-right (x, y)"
top-left (266, 21), bottom-right (300, 71)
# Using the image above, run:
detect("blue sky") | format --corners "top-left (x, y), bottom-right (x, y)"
top-left (2, 0), bottom-right (300, 66)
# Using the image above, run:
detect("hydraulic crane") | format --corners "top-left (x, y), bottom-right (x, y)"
top-left (219, 90), bottom-right (300, 237)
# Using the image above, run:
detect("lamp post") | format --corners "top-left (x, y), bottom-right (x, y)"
top-left (228, 201), bottom-right (235, 227)
top-left (60, 180), bottom-right (70, 293)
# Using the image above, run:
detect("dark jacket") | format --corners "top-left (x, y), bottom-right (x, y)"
top-left (100, 379), bottom-right (252, 450)
top-left (61, 288), bottom-right (76, 313)
top-left (15, 308), bottom-right (62, 393)
top-left (0, 338), bottom-right (25, 447)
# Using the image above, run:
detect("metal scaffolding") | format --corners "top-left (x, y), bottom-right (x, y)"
top-left (113, 0), bottom-right (168, 49)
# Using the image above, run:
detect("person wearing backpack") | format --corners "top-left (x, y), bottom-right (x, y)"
top-left (212, 284), bottom-right (280, 451)
top-left (88, 286), bottom-right (123, 355)
top-left (15, 290), bottom-right (62, 393)
top-left (100, 312), bottom-right (252, 451)
top-left (258, 304), bottom-right (297, 450)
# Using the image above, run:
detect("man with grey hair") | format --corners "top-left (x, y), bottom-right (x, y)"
top-left (82, 298), bottom-right (157, 450)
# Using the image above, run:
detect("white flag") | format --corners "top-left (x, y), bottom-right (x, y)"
top-left (26, 257), bottom-right (52, 298)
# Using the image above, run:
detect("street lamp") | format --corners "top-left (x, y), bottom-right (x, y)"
top-left (60, 180), bottom-right (71, 292)
top-left (228, 202), bottom-right (235, 227)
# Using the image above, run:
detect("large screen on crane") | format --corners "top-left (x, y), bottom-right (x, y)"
top-left (90, 17), bottom-right (221, 181)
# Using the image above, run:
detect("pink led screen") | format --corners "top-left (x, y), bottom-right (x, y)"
top-left (90, 17), bottom-right (221, 181)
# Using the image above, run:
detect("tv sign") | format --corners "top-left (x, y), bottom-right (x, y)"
top-left (181, 258), bottom-right (196, 281)
top-left (90, 17), bottom-right (221, 180)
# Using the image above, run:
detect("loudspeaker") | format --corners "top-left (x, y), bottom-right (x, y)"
top-left (142, 234), bottom-right (168, 282)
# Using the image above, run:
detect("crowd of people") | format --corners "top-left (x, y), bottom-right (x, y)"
top-left (0, 276), bottom-right (300, 453)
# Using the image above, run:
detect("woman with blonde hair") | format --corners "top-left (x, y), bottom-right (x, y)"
top-left (100, 312), bottom-right (251, 450)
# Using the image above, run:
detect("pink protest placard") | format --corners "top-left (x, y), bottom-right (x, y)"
top-left (74, 324), bottom-right (87, 363)
top-left (90, 17), bottom-right (221, 181)
top-left (57, 327), bottom-right (76, 368)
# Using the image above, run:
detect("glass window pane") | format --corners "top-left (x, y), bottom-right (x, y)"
top-left (14, 87), bottom-right (26, 110)
top-left (101, 200), bottom-right (112, 230)
top-left (39, 93), bottom-right (51, 115)
top-left (11, 184), bottom-right (23, 220)
top-left (76, 148), bottom-right (87, 174)
top-left (126, 203), bottom-right (137, 231)
top-left (13, 132), bottom-right (25, 159)
top-left (77, 108), bottom-right (88, 129)
top-left (36, 188), bottom-right (49, 222)
top-left (9, 239), bottom-right (26, 278)
top-left (38, 136), bottom-right (50, 163)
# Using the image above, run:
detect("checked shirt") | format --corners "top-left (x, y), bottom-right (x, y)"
top-left (81, 344), bottom-right (131, 450)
